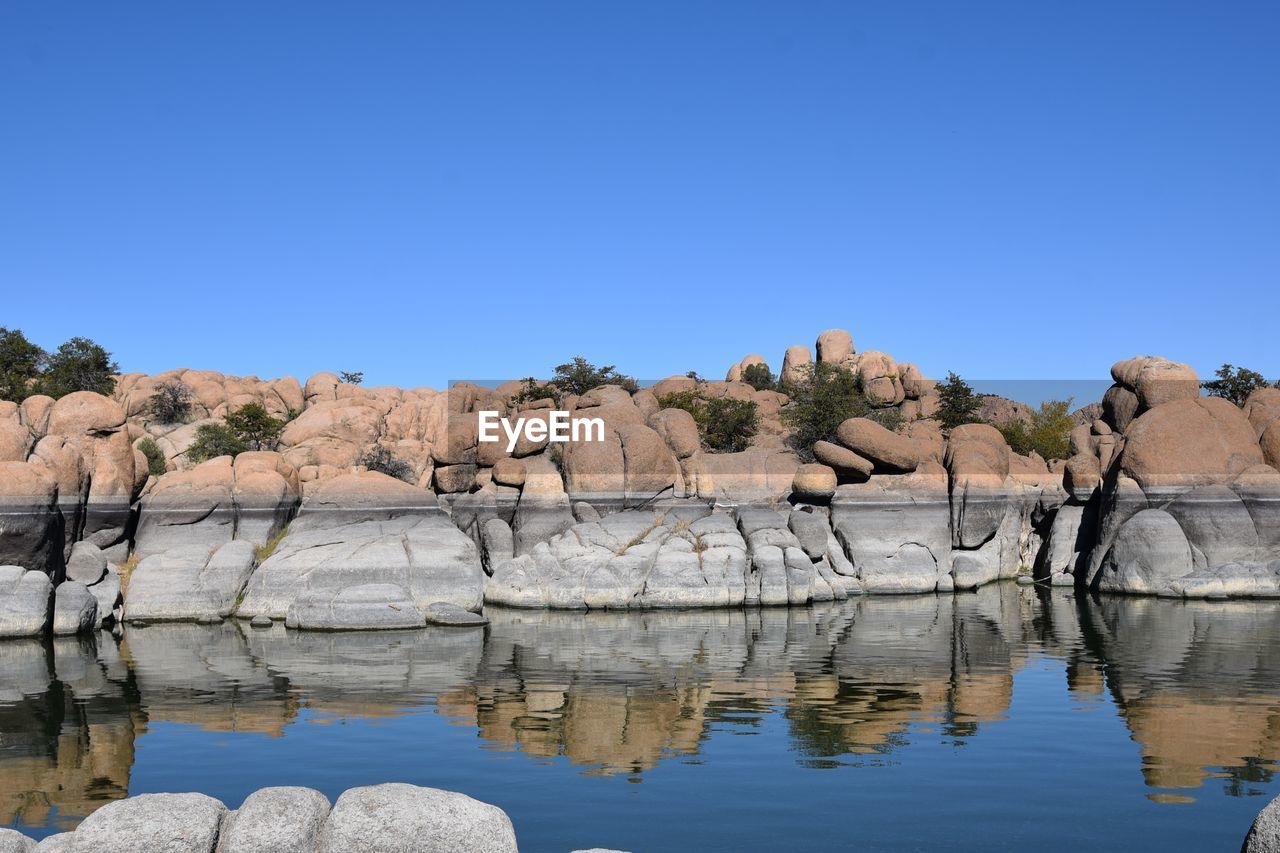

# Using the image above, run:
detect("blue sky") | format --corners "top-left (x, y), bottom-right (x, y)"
top-left (2, 1), bottom-right (1276, 393)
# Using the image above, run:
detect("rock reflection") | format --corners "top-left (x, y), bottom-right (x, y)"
top-left (4, 585), bottom-right (1280, 832)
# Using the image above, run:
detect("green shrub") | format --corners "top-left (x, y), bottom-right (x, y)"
top-left (1202, 364), bottom-right (1277, 406)
top-left (932, 372), bottom-right (984, 432)
top-left (361, 445), bottom-right (414, 482)
top-left (780, 363), bottom-right (871, 460)
top-left (224, 403), bottom-right (285, 451)
top-left (339, 371), bottom-right (364, 385)
top-left (136, 436), bottom-right (168, 476)
top-left (149, 381), bottom-right (193, 424)
top-left (741, 363), bottom-right (777, 392)
top-left (36, 336), bottom-right (118, 398)
top-left (657, 391), bottom-right (760, 453)
top-left (508, 377), bottom-right (557, 407)
top-left (996, 399), bottom-right (1074, 460)
top-left (186, 423), bottom-right (247, 462)
top-left (549, 357), bottom-right (637, 396)
top-left (0, 327), bottom-right (45, 403)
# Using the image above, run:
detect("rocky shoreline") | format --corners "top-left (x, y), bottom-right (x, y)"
top-left (0, 782), bottom-right (621, 852)
top-left (2, 328), bottom-right (1279, 635)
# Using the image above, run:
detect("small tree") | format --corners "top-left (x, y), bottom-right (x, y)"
top-left (186, 423), bottom-right (247, 462)
top-left (932, 372), bottom-right (983, 432)
top-left (224, 402), bottom-right (285, 451)
top-left (136, 436), bottom-right (168, 476)
top-left (1202, 364), bottom-right (1275, 407)
top-left (149, 381), bottom-right (193, 424)
top-left (657, 391), bottom-right (759, 453)
top-left (741, 363), bottom-right (776, 392)
top-left (549, 357), bottom-right (637, 396)
top-left (780, 363), bottom-right (870, 460)
top-left (0, 327), bottom-right (46, 403)
top-left (339, 371), bottom-right (364, 385)
top-left (360, 445), bottom-right (414, 482)
top-left (37, 336), bottom-right (118, 398)
top-left (508, 377), bottom-right (557, 407)
top-left (997, 399), bottom-right (1074, 460)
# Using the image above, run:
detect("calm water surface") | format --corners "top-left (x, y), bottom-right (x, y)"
top-left (3, 584), bottom-right (1280, 851)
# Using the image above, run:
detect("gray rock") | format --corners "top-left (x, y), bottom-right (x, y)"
top-left (250, 614), bottom-right (273, 628)
top-left (0, 462), bottom-right (65, 579)
top-left (34, 833), bottom-right (73, 852)
top-left (787, 509), bottom-right (829, 560)
top-left (51, 582), bottom-right (97, 636)
top-left (286, 583), bottom-right (427, 631)
top-left (66, 541), bottom-right (107, 585)
top-left (87, 568), bottom-right (122, 626)
top-left (125, 540), bottom-right (257, 623)
top-left (424, 602), bottom-right (489, 626)
top-left (72, 792), bottom-right (227, 853)
top-left (0, 827), bottom-right (35, 852)
top-left (217, 786), bottom-right (330, 853)
top-left (1166, 484), bottom-right (1260, 569)
top-left (1096, 509), bottom-right (1194, 594)
top-left (480, 518), bottom-right (514, 570)
top-left (237, 481), bottom-right (483, 628)
top-left (0, 566), bottom-right (53, 638)
top-left (1246, 794), bottom-right (1280, 852)
top-left (317, 783), bottom-right (517, 853)
top-left (830, 468), bottom-right (951, 593)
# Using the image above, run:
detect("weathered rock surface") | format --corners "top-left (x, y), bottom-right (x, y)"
top-left (125, 540), bottom-right (257, 623)
top-left (0, 461), bottom-right (64, 578)
top-left (217, 786), bottom-right (331, 853)
top-left (1121, 397), bottom-right (1262, 493)
top-left (72, 792), bottom-right (227, 853)
top-left (1095, 509), bottom-right (1194, 595)
top-left (51, 581), bottom-right (97, 635)
top-left (237, 473), bottom-right (484, 629)
top-left (317, 783), bottom-right (517, 853)
top-left (0, 566), bottom-right (52, 638)
top-left (835, 418), bottom-right (919, 472)
top-left (1244, 792), bottom-right (1280, 853)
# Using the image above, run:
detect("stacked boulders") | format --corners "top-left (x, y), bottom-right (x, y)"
top-left (1038, 356), bottom-right (1280, 598)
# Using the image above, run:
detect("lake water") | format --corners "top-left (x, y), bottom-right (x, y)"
top-left (3, 584), bottom-right (1279, 851)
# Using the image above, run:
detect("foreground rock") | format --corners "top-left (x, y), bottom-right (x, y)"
top-left (0, 566), bottom-right (53, 638)
top-left (2, 784), bottom-right (522, 853)
top-left (1244, 793), bottom-right (1280, 853)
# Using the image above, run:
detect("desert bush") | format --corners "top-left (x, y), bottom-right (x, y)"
top-left (339, 370), bottom-right (364, 385)
top-left (0, 327), bottom-right (45, 403)
top-left (780, 363), bottom-right (871, 460)
top-left (549, 357), bottom-right (637, 396)
top-left (186, 423), bottom-right (247, 462)
top-left (741, 363), bottom-right (777, 392)
top-left (136, 436), bottom-right (168, 476)
top-left (657, 390), bottom-right (759, 453)
top-left (361, 445), bottom-right (414, 482)
top-left (36, 336), bottom-right (118, 398)
top-left (996, 399), bottom-right (1074, 460)
top-left (508, 377), bottom-right (558, 406)
top-left (932, 372), bottom-right (984, 432)
top-left (149, 381), bottom-right (193, 424)
top-left (224, 403), bottom-right (284, 451)
top-left (1202, 364), bottom-right (1277, 406)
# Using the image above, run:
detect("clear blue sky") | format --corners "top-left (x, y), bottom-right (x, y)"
top-left (2, 1), bottom-right (1276, 392)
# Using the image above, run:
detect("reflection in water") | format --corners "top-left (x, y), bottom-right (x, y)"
top-left (3, 585), bottom-right (1280, 833)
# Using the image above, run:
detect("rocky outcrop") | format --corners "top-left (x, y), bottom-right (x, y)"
top-left (236, 472), bottom-right (484, 629)
top-left (486, 501), bottom-right (856, 609)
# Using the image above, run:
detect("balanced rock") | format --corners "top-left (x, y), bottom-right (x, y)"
top-left (792, 463), bottom-right (836, 501)
top-left (835, 418), bottom-right (919, 472)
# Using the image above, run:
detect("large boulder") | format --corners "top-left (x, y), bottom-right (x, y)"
top-left (1120, 397), bottom-right (1263, 494)
top-left (1243, 793), bottom-right (1280, 853)
top-left (236, 473), bottom-right (484, 629)
top-left (690, 447), bottom-right (799, 504)
top-left (835, 418), bottom-right (919, 472)
top-left (1095, 508), bottom-right (1194, 594)
top-left (815, 329), bottom-right (854, 365)
top-left (945, 423), bottom-right (1012, 549)
top-left (124, 540), bottom-right (257, 623)
top-left (1110, 356), bottom-right (1200, 410)
top-left (70, 792), bottom-right (227, 853)
top-left (830, 463), bottom-right (951, 593)
top-left (51, 581), bottom-right (97, 635)
top-left (218, 786), bottom-right (331, 853)
top-left (0, 566), bottom-right (52, 638)
top-left (0, 461), bottom-right (64, 577)
top-left (316, 783), bottom-right (517, 853)
top-left (45, 391), bottom-right (137, 549)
